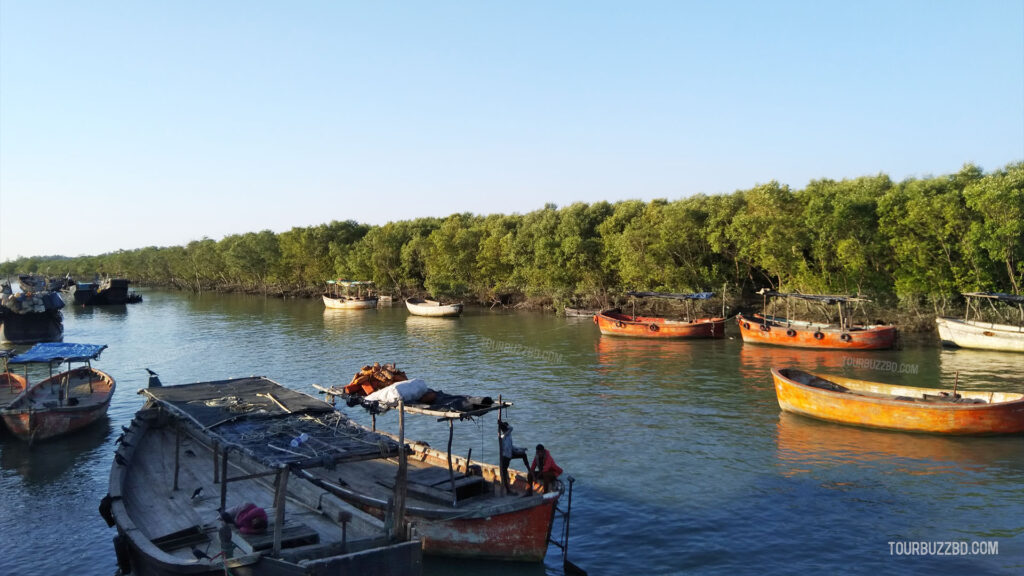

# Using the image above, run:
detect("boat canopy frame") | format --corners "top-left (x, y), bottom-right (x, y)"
top-left (962, 292), bottom-right (1024, 325)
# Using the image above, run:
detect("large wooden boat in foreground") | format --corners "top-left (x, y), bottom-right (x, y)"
top-left (104, 376), bottom-right (421, 576)
top-left (595, 291), bottom-right (725, 339)
top-left (936, 292), bottom-right (1024, 353)
top-left (738, 291), bottom-right (896, 350)
top-left (771, 368), bottom-right (1024, 435)
top-left (1, 343), bottom-right (113, 443)
top-left (323, 280), bottom-right (379, 310)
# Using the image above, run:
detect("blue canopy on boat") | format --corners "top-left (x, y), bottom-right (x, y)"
top-left (9, 342), bottom-right (107, 364)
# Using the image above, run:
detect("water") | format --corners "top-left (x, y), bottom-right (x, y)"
top-left (1, 290), bottom-right (1022, 575)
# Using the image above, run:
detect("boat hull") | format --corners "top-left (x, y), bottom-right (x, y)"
top-left (737, 314), bottom-right (896, 350)
top-left (405, 299), bottom-right (463, 317)
top-left (771, 368), bottom-right (1024, 435)
top-left (323, 295), bottom-right (378, 309)
top-left (414, 497), bottom-right (558, 561)
top-left (0, 310), bottom-right (64, 344)
top-left (936, 317), bottom-right (1024, 353)
top-left (595, 309), bottom-right (725, 339)
top-left (1, 368), bottom-right (114, 442)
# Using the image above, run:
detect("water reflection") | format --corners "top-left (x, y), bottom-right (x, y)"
top-left (938, 348), bottom-right (1024, 389)
top-left (774, 411), bottom-right (1024, 478)
top-left (0, 419), bottom-right (113, 484)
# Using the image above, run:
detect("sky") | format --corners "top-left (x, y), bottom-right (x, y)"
top-left (1, 1), bottom-right (1022, 261)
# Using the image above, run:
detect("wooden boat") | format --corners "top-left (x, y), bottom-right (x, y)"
top-left (0, 343), bottom-right (113, 442)
top-left (594, 291), bottom-right (725, 339)
top-left (563, 307), bottom-right (599, 317)
top-left (0, 283), bottom-right (65, 344)
top-left (936, 292), bottom-right (1024, 353)
top-left (63, 281), bottom-right (99, 305)
top-left (0, 349), bottom-right (28, 410)
top-left (323, 280), bottom-right (379, 310)
top-left (771, 367), bottom-right (1024, 435)
top-left (103, 376), bottom-right (422, 576)
top-left (737, 290), bottom-right (896, 350)
top-left (313, 378), bottom-right (568, 562)
top-left (405, 298), bottom-right (463, 317)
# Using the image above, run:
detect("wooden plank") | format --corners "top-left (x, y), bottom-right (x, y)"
top-left (231, 523), bottom-right (319, 554)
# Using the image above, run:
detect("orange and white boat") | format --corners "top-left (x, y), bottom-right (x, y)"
top-left (1, 343), bottom-right (114, 443)
top-left (594, 291), bottom-right (725, 339)
top-left (771, 367), bottom-right (1024, 435)
top-left (737, 290), bottom-right (896, 350)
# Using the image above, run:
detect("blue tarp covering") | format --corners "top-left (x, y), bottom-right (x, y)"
top-left (9, 342), bottom-right (107, 364)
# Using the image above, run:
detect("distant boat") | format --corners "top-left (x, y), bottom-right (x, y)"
top-left (594, 291), bottom-right (725, 339)
top-left (563, 307), bottom-right (599, 317)
top-left (0, 282), bottom-right (65, 344)
top-left (62, 277), bottom-right (140, 306)
top-left (322, 280), bottom-right (378, 309)
top-left (0, 343), bottom-right (113, 443)
top-left (405, 298), bottom-right (463, 317)
top-left (737, 290), bottom-right (897, 350)
top-left (104, 376), bottom-right (422, 575)
top-left (771, 367), bottom-right (1024, 435)
top-left (936, 292), bottom-right (1024, 353)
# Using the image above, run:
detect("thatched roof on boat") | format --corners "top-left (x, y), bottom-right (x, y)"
top-left (626, 291), bottom-right (713, 301)
top-left (756, 289), bottom-right (870, 305)
top-left (963, 292), bottom-right (1024, 305)
top-left (141, 377), bottom-right (403, 468)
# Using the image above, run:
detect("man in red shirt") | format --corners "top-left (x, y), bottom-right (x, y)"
top-left (530, 444), bottom-right (563, 493)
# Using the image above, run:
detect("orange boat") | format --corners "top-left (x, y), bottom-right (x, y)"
top-left (0, 343), bottom-right (114, 443)
top-left (594, 291), bottom-right (725, 339)
top-left (771, 367), bottom-right (1024, 435)
top-left (737, 290), bottom-right (896, 350)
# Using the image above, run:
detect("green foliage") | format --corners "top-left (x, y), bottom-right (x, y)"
top-left (4, 162), bottom-right (1022, 308)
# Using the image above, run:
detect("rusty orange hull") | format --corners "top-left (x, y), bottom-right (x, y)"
top-left (414, 496), bottom-right (558, 561)
top-left (1, 368), bottom-right (115, 442)
top-left (737, 314), bottom-right (896, 350)
top-left (595, 309), bottom-right (725, 339)
top-left (771, 368), bottom-right (1024, 435)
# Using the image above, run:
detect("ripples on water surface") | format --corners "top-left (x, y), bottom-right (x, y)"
top-left (1, 291), bottom-right (1022, 575)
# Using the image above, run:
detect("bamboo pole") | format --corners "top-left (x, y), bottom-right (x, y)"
top-left (447, 418), bottom-right (457, 506)
top-left (272, 466), bottom-right (290, 555)
top-left (393, 399), bottom-right (408, 539)
top-left (173, 426), bottom-right (180, 491)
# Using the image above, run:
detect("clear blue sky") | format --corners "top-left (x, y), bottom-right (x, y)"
top-left (2, 1), bottom-right (1022, 261)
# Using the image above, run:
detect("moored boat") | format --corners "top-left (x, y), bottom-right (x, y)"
top-left (936, 292), bottom-right (1024, 353)
top-left (771, 367), bottom-right (1024, 435)
top-left (594, 291), bottom-right (725, 339)
top-left (737, 291), bottom-right (896, 350)
top-left (0, 343), bottom-right (113, 442)
top-left (323, 280), bottom-right (379, 309)
top-left (103, 376), bottom-right (422, 576)
top-left (405, 298), bottom-right (463, 317)
top-left (313, 366), bottom-right (571, 563)
top-left (0, 282), bottom-right (65, 344)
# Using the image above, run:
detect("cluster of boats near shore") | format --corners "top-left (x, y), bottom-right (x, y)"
top-left (589, 289), bottom-right (1024, 435)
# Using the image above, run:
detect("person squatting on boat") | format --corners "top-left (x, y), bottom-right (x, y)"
top-left (530, 444), bottom-right (563, 493)
top-left (499, 420), bottom-right (533, 495)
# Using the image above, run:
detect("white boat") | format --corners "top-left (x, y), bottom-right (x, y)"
top-left (937, 292), bottom-right (1024, 353)
top-left (405, 298), bottom-right (463, 317)
top-left (322, 280), bottom-right (378, 310)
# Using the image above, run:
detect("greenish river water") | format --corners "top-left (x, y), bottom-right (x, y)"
top-left (1, 290), bottom-right (1022, 575)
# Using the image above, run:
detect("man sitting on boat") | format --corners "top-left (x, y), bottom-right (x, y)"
top-left (499, 420), bottom-right (532, 496)
top-left (530, 444), bottom-right (563, 493)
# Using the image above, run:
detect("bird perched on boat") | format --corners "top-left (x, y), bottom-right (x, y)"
top-left (192, 548), bottom-right (210, 560)
top-left (191, 487), bottom-right (203, 500)
top-left (145, 368), bottom-right (162, 387)
top-left (184, 448), bottom-right (196, 457)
